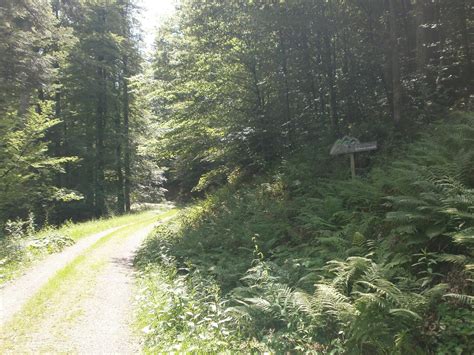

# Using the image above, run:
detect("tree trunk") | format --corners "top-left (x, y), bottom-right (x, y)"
top-left (123, 56), bottom-right (131, 213)
top-left (248, 58), bottom-right (269, 158)
top-left (415, 0), bottom-right (427, 73)
top-left (388, 0), bottom-right (402, 126)
top-left (278, 30), bottom-right (292, 147)
top-left (119, 0), bottom-right (132, 213)
top-left (315, 35), bottom-right (326, 121)
top-left (459, 0), bottom-right (472, 95)
top-left (115, 89), bottom-right (125, 214)
top-left (95, 64), bottom-right (106, 217)
top-left (322, 1), bottom-right (338, 136)
top-left (324, 33), bottom-right (338, 136)
top-left (301, 32), bottom-right (318, 116)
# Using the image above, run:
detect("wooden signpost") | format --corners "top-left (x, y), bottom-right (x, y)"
top-left (330, 136), bottom-right (377, 178)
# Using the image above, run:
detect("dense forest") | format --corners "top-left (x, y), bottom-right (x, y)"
top-left (0, 0), bottom-right (473, 353)
top-left (0, 0), bottom-right (156, 225)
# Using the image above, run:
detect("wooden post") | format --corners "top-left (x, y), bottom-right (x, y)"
top-left (350, 153), bottom-right (356, 179)
top-left (330, 137), bottom-right (377, 180)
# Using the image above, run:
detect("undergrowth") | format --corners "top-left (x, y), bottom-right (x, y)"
top-left (135, 112), bottom-right (474, 353)
top-left (135, 229), bottom-right (242, 353)
top-left (0, 214), bottom-right (73, 284)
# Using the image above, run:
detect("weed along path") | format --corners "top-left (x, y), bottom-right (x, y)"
top-left (0, 209), bottom-right (176, 354)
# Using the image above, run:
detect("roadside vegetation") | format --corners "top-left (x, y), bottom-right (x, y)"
top-left (135, 113), bottom-right (473, 353)
top-left (0, 209), bottom-right (165, 285)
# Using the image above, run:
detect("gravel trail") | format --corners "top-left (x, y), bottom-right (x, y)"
top-left (65, 222), bottom-right (157, 354)
top-left (0, 225), bottom-right (125, 326)
top-left (0, 214), bottom-right (171, 354)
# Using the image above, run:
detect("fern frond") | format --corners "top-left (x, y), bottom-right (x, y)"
top-left (435, 253), bottom-right (468, 265)
top-left (356, 279), bottom-right (401, 305)
top-left (353, 292), bottom-right (387, 309)
top-left (451, 230), bottom-right (474, 246)
top-left (389, 308), bottom-right (422, 320)
top-left (313, 284), bottom-right (357, 320)
top-left (422, 283), bottom-right (449, 299)
top-left (291, 291), bottom-right (313, 315)
top-left (443, 293), bottom-right (474, 306)
top-left (242, 297), bottom-right (272, 312)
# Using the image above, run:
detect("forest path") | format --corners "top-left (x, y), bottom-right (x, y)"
top-left (0, 210), bottom-right (175, 354)
top-left (0, 225), bottom-right (126, 326)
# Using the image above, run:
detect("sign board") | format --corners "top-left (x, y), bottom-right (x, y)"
top-left (330, 136), bottom-right (378, 178)
top-left (330, 136), bottom-right (377, 156)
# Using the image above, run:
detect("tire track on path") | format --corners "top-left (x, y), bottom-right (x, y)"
top-left (0, 224), bottom-right (127, 326)
top-left (0, 212), bottom-right (174, 354)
